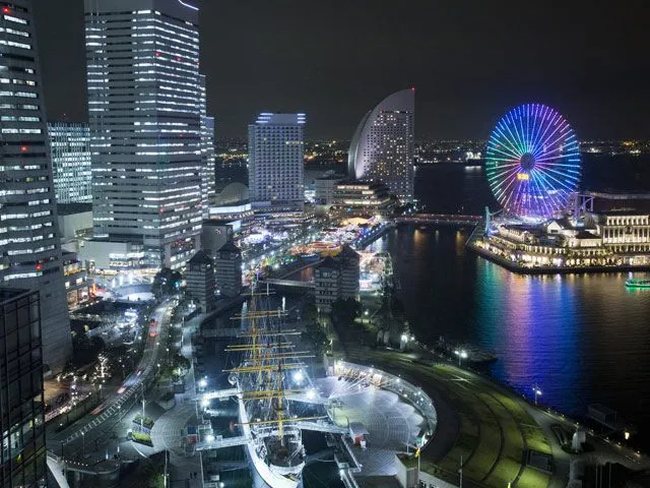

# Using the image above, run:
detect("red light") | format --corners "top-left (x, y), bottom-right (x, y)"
top-left (2, 7), bottom-right (10, 14)
top-left (411, 86), bottom-right (416, 92)
top-left (20, 145), bottom-right (28, 152)
top-left (35, 263), bottom-right (43, 271)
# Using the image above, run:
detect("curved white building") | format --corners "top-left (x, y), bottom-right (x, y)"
top-left (348, 89), bottom-right (415, 202)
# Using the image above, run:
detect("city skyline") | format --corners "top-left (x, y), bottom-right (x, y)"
top-left (32, 0), bottom-right (650, 140)
top-left (1, 2), bottom-right (649, 487)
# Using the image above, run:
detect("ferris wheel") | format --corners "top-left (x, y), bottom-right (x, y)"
top-left (485, 103), bottom-right (581, 219)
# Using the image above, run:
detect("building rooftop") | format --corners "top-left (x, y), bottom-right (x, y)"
top-left (188, 250), bottom-right (214, 266)
top-left (217, 240), bottom-right (240, 254)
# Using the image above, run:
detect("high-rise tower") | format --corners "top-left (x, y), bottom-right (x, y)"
top-left (85, 0), bottom-right (202, 268)
top-left (348, 89), bottom-right (415, 203)
top-left (0, 0), bottom-right (72, 372)
top-left (48, 121), bottom-right (92, 204)
top-left (248, 113), bottom-right (305, 213)
top-left (199, 74), bottom-right (215, 217)
top-left (0, 288), bottom-right (47, 487)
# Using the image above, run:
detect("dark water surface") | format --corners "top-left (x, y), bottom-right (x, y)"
top-left (370, 155), bottom-right (650, 444)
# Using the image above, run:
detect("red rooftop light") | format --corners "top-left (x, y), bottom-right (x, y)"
top-left (20, 145), bottom-right (28, 152)
top-left (2, 7), bottom-right (10, 14)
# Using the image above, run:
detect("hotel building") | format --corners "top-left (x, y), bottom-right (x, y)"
top-left (248, 113), bottom-right (305, 213)
top-left (348, 89), bottom-right (415, 203)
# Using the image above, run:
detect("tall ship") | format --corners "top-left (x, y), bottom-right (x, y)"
top-left (225, 287), bottom-right (315, 488)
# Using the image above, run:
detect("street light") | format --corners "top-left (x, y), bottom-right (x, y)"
top-left (533, 386), bottom-right (542, 406)
top-left (454, 349), bottom-right (467, 367)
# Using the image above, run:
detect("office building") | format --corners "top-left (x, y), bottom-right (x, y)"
top-left (85, 0), bottom-right (203, 269)
top-left (215, 241), bottom-right (242, 297)
top-left (47, 121), bottom-right (92, 204)
top-left (314, 246), bottom-right (360, 313)
top-left (248, 113), bottom-right (305, 212)
top-left (199, 74), bottom-right (216, 217)
top-left (348, 89), bottom-right (415, 202)
top-left (0, 0), bottom-right (72, 372)
top-left (0, 288), bottom-right (47, 487)
top-left (186, 250), bottom-right (215, 312)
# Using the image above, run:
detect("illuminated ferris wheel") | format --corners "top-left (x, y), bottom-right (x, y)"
top-left (485, 103), bottom-right (581, 219)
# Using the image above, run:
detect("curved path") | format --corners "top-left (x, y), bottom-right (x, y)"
top-left (342, 346), bottom-right (553, 488)
top-left (47, 299), bottom-right (175, 457)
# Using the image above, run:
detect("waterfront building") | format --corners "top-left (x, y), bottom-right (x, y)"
top-left (248, 113), bottom-right (305, 213)
top-left (186, 250), bottom-right (215, 312)
top-left (314, 246), bottom-right (360, 313)
top-left (85, 0), bottom-right (203, 269)
top-left (0, 0), bottom-right (72, 372)
top-left (314, 174), bottom-right (343, 205)
top-left (348, 89), bottom-right (415, 203)
top-left (215, 241), bottom-right (242, 297)
top-left (314, 257), bottom-right (340, 313)
top-left (62, 251), bottom-right (92, 310)
top-left (0, 288), bottom-right (47, 487)
top-left (199, 74), bottom-right (216, 217)
top-left (471, 192), bottom-right (650, 270)
top-left (47, 121), bottom-right (92, 204)
top-left (333, 181), bottom-right (393, 215)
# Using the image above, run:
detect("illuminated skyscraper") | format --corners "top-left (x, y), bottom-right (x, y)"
top-left (85, 0), bottom-right (203, 268)
top-left (199, 74), bottom-right (216, 217)
top-left (348, 89), bottom-right (415, 202)
top-left (0, 0), bottom-right (72, 372)
top-left (48, 121), bottom-right (92, 204)
top-left (248, 113), bottom-right (305, 213)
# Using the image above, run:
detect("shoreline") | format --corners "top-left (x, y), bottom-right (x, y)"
top-left (329, 319), bottom-right (650, 487)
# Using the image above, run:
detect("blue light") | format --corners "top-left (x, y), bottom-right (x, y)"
top-left (485, 103), bottom-right (581, 219)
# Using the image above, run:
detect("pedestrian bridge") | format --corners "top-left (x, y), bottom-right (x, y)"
top-left (195, 435), bottom-right (252, 451)
top-left (396, 213), bottom-right (482, 226)
top-left (261, 278), bottom-right (315, 289)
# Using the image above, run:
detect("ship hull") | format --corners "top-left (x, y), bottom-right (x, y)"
top-left (238, 395), bottom-right (301, 488)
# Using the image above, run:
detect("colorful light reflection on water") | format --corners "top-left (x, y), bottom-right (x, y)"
top-left (368, 226), bottom-right (650, 443)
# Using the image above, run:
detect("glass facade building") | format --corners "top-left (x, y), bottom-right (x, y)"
top-left (0, 288), bottom-right (46, 488)
top-left (47, 121), bottom-right (92, 204)
top-left (0, 0), bottom-right (72, 372)
top-left (248, 113), bottom-right (305, 213)
top-left (199, 74), bottom-right (215, 218)
top-left (84, 0), bottom-right (203, 268)
top-left (348, 89), bottom-right (415, 203)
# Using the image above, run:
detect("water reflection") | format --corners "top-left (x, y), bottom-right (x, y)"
top-left (376, 225), bottom-right (650, 440)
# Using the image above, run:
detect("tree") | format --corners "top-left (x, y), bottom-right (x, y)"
top-left (152, 268), bottom-right (182, 299)
top-left (330, 298), bottom-right (361, 325)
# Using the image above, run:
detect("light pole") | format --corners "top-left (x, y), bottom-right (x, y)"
top-left (454, 349), bottom-right (467, 367)
top-left (533, 386), bottom-right (542, 406)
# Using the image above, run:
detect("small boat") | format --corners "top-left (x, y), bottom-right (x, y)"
top-left (625, 278), bottom-right (650, 289)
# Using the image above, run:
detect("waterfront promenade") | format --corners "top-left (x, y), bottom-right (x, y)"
top-left (332, 323), bottom-right (650, 487)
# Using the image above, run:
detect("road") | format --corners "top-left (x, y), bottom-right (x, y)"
top-left (46, 298), bottom-right (176, 459)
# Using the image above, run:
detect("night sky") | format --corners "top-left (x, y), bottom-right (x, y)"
top-left (33, 0), bottom-right (649, 140)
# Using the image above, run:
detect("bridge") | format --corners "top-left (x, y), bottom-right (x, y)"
top-left (295, 420), bottom-right (348, 434)
top-left (396, 213), bottom-right (482, 226)
top-left (261, 278), bottom-right (315, 289)
top-left (195, 435), bottom-right (252, 451)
